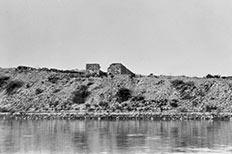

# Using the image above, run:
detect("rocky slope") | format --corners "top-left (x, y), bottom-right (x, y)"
top-left (1, 66), bottom-right (232, 114)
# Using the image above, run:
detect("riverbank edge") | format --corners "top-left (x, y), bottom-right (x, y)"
top-left (1, 112), bottom-right (232, 120)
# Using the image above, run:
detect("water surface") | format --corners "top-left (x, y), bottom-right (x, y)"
top-left (0, 120), bottom-right (232, 154)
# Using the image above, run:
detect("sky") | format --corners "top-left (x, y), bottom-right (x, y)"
top-left (0, 0), bottom-right (232, 76)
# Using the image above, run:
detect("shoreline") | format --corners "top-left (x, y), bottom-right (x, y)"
top-left (1, 112), bottom-right (232, 121)
top-left (2, 67), bottom-right (232, 120)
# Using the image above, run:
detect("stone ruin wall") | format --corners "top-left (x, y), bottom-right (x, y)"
top-left (107, 63), bottom-right (134, 76)
top-left (86, 64), bottom-right (101, 74)
top-left (120, 64), bottom-right (134, 75)
top-left (107, 64), bottom-right (121, 75)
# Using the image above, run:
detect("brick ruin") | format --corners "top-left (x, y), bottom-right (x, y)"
top-left (86, 63), bottom-right (101, 75)
top-left (86, 63), bottom-right (134, 76)
top-left (107, 63), bottom-right (134, 76)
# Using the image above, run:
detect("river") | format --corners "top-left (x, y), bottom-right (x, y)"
top-left (0, 120), bottom-right (232, 154)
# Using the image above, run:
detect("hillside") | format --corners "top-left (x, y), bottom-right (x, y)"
top-left (1, 66), bottom-right (232, 115)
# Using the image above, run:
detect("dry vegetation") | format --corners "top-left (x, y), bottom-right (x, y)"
top-left (1, 66), bottom-right (232, 115)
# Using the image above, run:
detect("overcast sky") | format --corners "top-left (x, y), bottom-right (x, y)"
top-left (0, 0), bottom-right (232, 76)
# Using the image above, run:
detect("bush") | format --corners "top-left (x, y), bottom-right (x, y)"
top-left (16, 66), bottom-right (35, 72)
top-left (35, 88), bottom-right (43, 95)
top-left (179, 106), bottom-right (188, 112)
top-left (129, 73), bottom-right (136, 78)
top-left (72, 85), bottom-right (90, 104)
top-left (85, 103), bottom-right (91, 108)
top-left (0, 76), bottom-right (10, 87)
top-left (116, 87), bottom-right (132, 103)
top-left (26, 83), bottom-right (31, 88)
top-left (0, 107), bottom-right (9, 112)
top-left (205, 105), bottom-right (217, 112)
top-left (170, 99), bottom-right (179, 108)
top-left (87, 82), bottom-right (94, 86)
top-left (171, 79), bottom-right (196, 100)
top-left (206, 74), bottom-right (221, 79)
top-left (48, 75), bottom-right (59, 84)
top-left (156, 99), bottom-right (168, 112)
top-left (131, 95), bottom-right (145, 102)
top-left (53, 89), bottom-right (60, 93)
top-left (171, 79), bottom-right (185, 89)
top-left (156, 80), bottom-right (164, 85)
top-left (49, 101), bottom-right (59, 108)
top-left (99, 101), bottom-right (108, 108)
top-left (222, 76), bottom-right (232, 79)
top-left (6, 80), bottom-right (24, 95)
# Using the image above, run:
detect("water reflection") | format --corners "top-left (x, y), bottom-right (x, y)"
top-left (0, 120), bottom-right (232, 154)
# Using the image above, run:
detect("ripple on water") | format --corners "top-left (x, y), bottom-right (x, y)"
top-left (0, 120), bottom-right (232, 154)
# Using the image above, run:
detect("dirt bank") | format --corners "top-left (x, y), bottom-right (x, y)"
top-left (1, 66), bottom-right (232, 118)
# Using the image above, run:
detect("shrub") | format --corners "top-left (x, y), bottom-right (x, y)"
top-left (35, 88), bottom-right (43, 95)
top-left (116, 87), bottom-right (132, 103)
top-left (49, 101), bottom-right (59, 108)
top-left (206, 74), bottom-right (221, 79)
top-left (129, 73), bottom-right (136, 78)
top-left (53, 89), bottom-right (61, 93)
top-left (131, 95), bottom-right (145, 102)
top-left (192, 100), bottom-right (199, 107)
top-left (179, 106), bottom-right (188, 112)
top-left (72, 85), bottom-right (90, 104)
top-left (48, 75), bottom-right (59, 84)
top-left (171, 79), bottom-right (196, 100)
top-left (114, 102), bottom-right (123, 111)
top-left (222, 76), bottom-right (232, 79)
top-left (85, 103), bottom-right (91, 108)
top-left (6, 80), bottom-right (24, 95)
top-left (156, 99), bottom-right (168, 112)
top-left (16, 66), bottom-right (35, 72)
top-left (26, 84), bottom-right (31, 88)
top-left (207, 74), bottom-right (214, 78)
top-left (156, 80), bottom-right (164, 85)
top-left (0, 107), bottom-right (9, 112)
top-left (0, 76), bottom-right (10, 87)
top-left (205, 105), bottom-right (217, 112)
top-left (170, 99), bottom-right (179, 108)
top-left (171, 79), bottom-right (185, 89)
top-left (87, 82), bottom-right (94, 86)
top-left (99, 101), bottom-right (108, 108)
